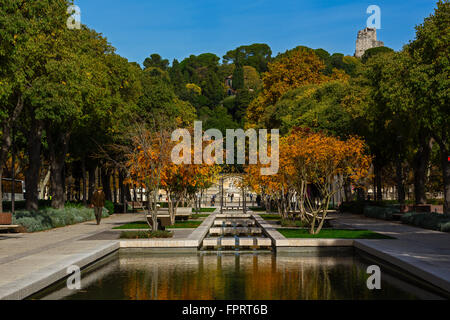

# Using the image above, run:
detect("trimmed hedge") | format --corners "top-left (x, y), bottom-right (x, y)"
top-left (363, 206), bottom-right (398, 220)
top-left (339, 201), bottom-right (367, 214)
top-left (401, 212), bottom-right (450, 232)
top-left (2, 200), bottom-right (52, 211)
top-left (12, 204), bottom-right (109, 233)
top-left (104, 200), bottom-right (114, 214)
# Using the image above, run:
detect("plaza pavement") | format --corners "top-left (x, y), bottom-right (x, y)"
top-left (0, 213), bottom-right (199, 299)
top-left (333, 213), bottom-right (450, 293)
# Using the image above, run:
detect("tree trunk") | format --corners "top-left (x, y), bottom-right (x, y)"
top-left (0, 95), bottom-right (24, 213)
top-left (374, 161), bottom-right (383, 201)
top-left (48, 131), bottom-right (68, 209)
top-left (39, 169), bottom-right (50, 199)
top-left (49, 153), bottom-right (66, 209)
top-left (413, 137), bottom-right (432, 205)
top-left (88, 166), bottom-right (96, 203)
top-left (395, 156), bottom-right (406, 205)
top-left (441, 147), bottom-right (450, 214)
top-left (119, 170), bottom-right (125, 203)
top-left (25, 118), bottom-right (43, 211)
top-left (81, 157), bottom-right (87, 206)
top-left (343, 178), bottom-right (352, 202)
top-left (101, 168), bottom-right (112, 201)
top-left (113, 169), bottom-right (117, 203)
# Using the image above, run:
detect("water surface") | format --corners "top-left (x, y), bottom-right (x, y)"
top-left (32, 251), bottom-right (442, 300)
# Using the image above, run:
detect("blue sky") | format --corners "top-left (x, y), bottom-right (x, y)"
top-left (74, 0), bottom-right (437, 65)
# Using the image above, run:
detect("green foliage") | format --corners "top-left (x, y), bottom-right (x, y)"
top-left (198, 105), bottom-right (238, 134)
top-left (2, 200), bottom-right (52, 212)
top-left (315, 49), bottom-right (363, 77)
top-left (268, 80), bottom-right (359, 135)
top-left (401, 212), bottom-right (450, 232)
top-left (232, 62), bottom-right (244, 90)
top-left (177, 53), bottom-right (225, 108)
top-left (190, 213), bottom-right (210, 219)
top-left (166, 220), bottom-right (203, 229)
top-left (281, 219), bottom-right (307, 227)
top-left (363, 206), bottom-right (398, 220)
top-left (12, 206), bottom-right (109, 233)
top-left (113, 221), bottom-right (149, 229)
top-left (143, 53), bottom-right (169, 70)
top-left (259, 214), bottom-right (281, 219)
top-left (191, 207), bottom-right (216, 213)
top-left (361, 46), bottom-right (395, 63)
top-left (223, 43), bottom-right (272, 73)
top-left (104, 200), bottom-right (114, 214)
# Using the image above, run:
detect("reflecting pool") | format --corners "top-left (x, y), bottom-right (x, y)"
top-left (31, 250), bottom-right (443, 300)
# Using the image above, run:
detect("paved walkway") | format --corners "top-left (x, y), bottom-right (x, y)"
top-left (0, 214), bottom-right (144, 299)
top-left (333, 213), bottom-right (450, 293)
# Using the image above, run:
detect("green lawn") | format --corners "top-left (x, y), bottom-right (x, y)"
top-left (167, 220), bottom-right (203, 229)
top-left (277, 228), bottom-right (394, 239)
top-left (113, 221), bottom-right (150, 229)
top-left (192, 208), bottom-right (216, 213)
top-left (190, 214), bottom-right (210, 219)
top-left (120, 230), bottom-right (173, 239)
top-left (260, 214), bottom-right (281, 220)
top-left (249, 207), bottom-right (266, 212)
top-left (113, 220), bottom-right (203, 230)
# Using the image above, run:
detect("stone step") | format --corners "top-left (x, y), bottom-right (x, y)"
top-left (202, 237), bottom-right (273, 248)
top-left (216, 214), bottom-right (252, 219)
top-left (213, 220), bottom-right (255, 227)
top-left (209, 227), bottom-right (262, 236)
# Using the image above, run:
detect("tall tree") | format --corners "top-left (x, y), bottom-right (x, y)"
top-left (407, 0), bottom-right (450, 212)
top-left (0, 0), bottom-right (69, 211)
top-left (223, 43), bottom-right (272, 73)
top-left (143, 53), bottom-right (169, 70)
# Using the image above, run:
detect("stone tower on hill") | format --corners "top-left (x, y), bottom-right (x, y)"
top-left (354, 27), bottom-right (384, 58)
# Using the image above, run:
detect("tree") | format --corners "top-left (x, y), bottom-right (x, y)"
top-left (126, 120), bottom-right (174, 230)
top-left (0, 0), bottom-right (69, 211)
top-left (178, 53), bottom-right (225, 109)
top-left (246, 46), bottom-right (346, 128)
top-left (361, 46), bottom-right (394, 63)
top-left (223, 43), bottom-right (272, 73)
top-left (288, 130), bottom-right (370, 233)
top-left (244, 129), bottom-right (371, 234)
top-left (143, 53), bottom-right (169, 70)
top-left (407, 0), bottom-right (450, 212)
top-left (232, 60), bottom-right (244, 91)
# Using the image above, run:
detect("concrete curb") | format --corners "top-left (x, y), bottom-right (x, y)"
top-left (0, 241), bottom-right (119, 300)
top-left (354, 240), bottom-right (450, 293)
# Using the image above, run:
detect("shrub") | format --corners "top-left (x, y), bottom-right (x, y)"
top-left (104, 200), bottom-right (114, 214)
top-left (339, 201), bottom-right (366, 214)
top-left (2, 200), bottom-right (52, 211)
top-left (12, 206), bottom-right (109, 233)
top-left (281, 219), bottom-right (307, 227)
top-left (363, 206), bottom-right (397, 220)
top-left (401, 212), bottom-right (450, 232)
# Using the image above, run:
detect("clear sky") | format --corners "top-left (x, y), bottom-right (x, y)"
top-left (74, 0), bottom-right (437, 65)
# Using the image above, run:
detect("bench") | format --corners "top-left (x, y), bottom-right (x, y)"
top-left (146, 215), bottom-right (172, 231)
top-left (0, 213), bottom-right (20, 232)
top-left (156, 208), bottom-right (191, 220)
top-left (224, 206), bottom-right (244, 211)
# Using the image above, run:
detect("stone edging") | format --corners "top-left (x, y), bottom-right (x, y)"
top-left (119, 213), bottom-right (216, 249)
top-left (0, 241), bottom-right (119, 300)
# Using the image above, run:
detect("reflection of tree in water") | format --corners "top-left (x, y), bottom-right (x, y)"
top-left (84, 253), bottom-right (418, 300)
